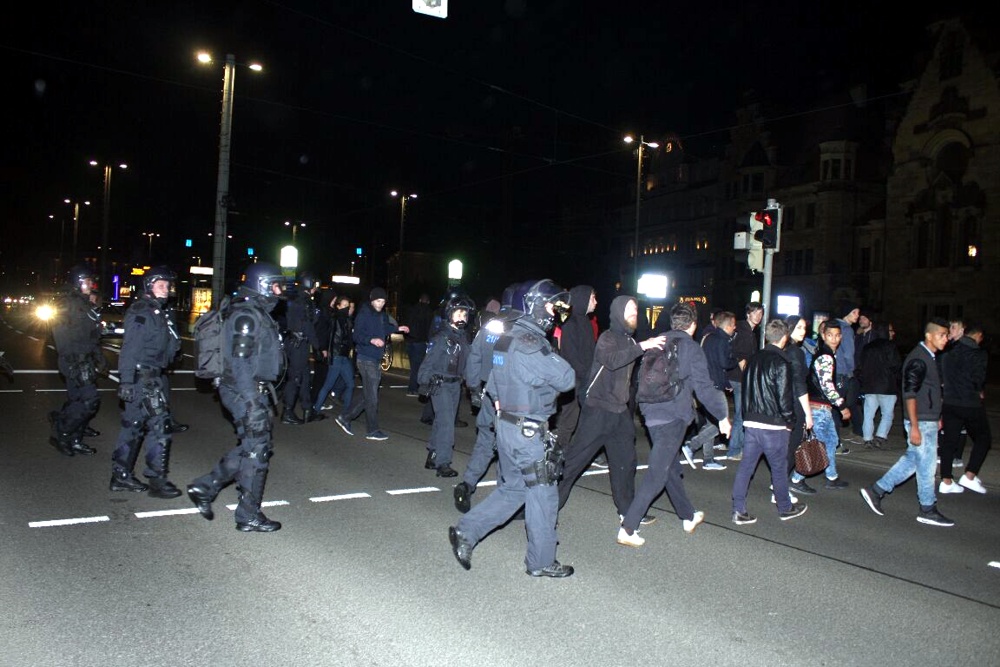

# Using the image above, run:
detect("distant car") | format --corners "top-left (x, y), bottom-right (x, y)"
top-left (100, 303), bottom-right (127, 337)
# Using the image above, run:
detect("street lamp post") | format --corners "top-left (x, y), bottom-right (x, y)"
top-left (390, 191), bottom-right (417, 252)
top-left (284, 220), bottom-right (306, 245)
top-left (64, 198), bottom-right (91, 261)
top-left (142, 232), bottom-right (160, 259)
top-left (198, 51), bottom-right (262, 306)
top-left (623, 135), bottom-right (658, 291)
top-left (90, 160), bottom-right (128, 295)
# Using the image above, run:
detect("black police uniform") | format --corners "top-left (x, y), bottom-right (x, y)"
top-left (189, 292), bottom-right (285, 530)
top-left (281, 290), bottom-right (322, 423)
top-left (453, 317), bottom-right (575, 573)
top-left (110, 293), bottom-right (182, 494)
top-left (418, 319), bottom-right (469, 475)
top-left (49, 289), bottom-right (103, 456)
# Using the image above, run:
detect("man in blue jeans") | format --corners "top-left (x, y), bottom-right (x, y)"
top-left (791, 320), bottom-right (851, 490)
top-left (334, 288), bottom-right (408, 441)
top-left (860, 319), bottom-right (954, 526)
top-left (311, 296), bottom-right (355, 418)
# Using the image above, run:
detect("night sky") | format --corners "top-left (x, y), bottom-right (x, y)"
top-left (1, 1), bottom-right (981, 295)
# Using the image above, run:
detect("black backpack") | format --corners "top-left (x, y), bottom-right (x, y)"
top-left (636, 339), bottom-right (683, 403)
top-left (192, 296), bottom-right (231, 380)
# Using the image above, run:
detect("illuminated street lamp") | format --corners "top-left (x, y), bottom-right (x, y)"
top-left (198, 51), bottom-right (263, 305)
top-left (89, 159), bottom-right (128, 294)
top-left (390, 190), bottom-right (418, 253)
top-left (63, 198), bottom-right (91, 261)
top-left (623, 135), bottom-right (658, 290)
top-left (142, 232), bottom-right (161, 259)
top-left (284, 220), bottom-right (306, 244)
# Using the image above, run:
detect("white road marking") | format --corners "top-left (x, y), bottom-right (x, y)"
top-left (0, 389), bottom-right (24, 393)
top-left (989, 561), bottom-right (1000, 570)
top-left (386, 487), bottom-right (439, 495)
top-left (582, 469), bottom-right (609, 477)
top-left (29, 516), bottom-right (110, 528)
top-left (47, 345), bottom-right (56, 351)
top-left (310, 492), bottom-right (372, 503)
top-left (479, 480), bottom-right (497, 487)
top-left (135, 508), bottom-right (202, 518)
top-left (12, 370), bottom-right (60, 374)
top-left (27, 336), bottom-right (39, 341)
top-left (224, 499), bottom-right (290, 511)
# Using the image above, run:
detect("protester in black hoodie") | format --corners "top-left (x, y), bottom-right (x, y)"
top-left (554, 285), bottom-right (598, 442)
top-left (558, 295), bottom-right (666, 519)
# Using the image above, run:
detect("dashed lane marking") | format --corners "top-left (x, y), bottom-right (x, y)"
top-left (386, 487), bottom-right (439, 496)
top-left (989, 561), bottom-right (1000, 570)
top-left (29, 516), bottom-right (111, 528)
top-left (224, 499), bottom-right (290, 511)
top-left (0, 389), bottom-right (24, 393)
top-left (310, 492), bottom-right (372, 503)
top-left (27, 336), bottom-right (39, 341)
top-left (135, 508), bottom-right (202, 519)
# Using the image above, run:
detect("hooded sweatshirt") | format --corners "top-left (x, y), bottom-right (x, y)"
top-left (582, 295), bottom-right (644, 413)
top-left (559, 285), bottom-right (597, 392)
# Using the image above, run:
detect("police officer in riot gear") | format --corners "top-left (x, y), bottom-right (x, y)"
top-left (49, 265), bottom-right (104, 456)
top-left (453, 283), bottom-right (521, 512)
top-left (187, 262), bottom-right (287, 532)
top-left (281, 271), bottom-right (326, 424)
top-left (110, 266), bottom-right (183, 497)
top-left (449, 279), bottom-right (576, 577)
top-left (418, 293), bottom-right (474, 477)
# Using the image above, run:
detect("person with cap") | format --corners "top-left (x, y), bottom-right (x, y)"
top-left (333, 287), bottom-right (409, 441)
top-left (109, 266), bottom-right (183, 498)
top-left (48, 265), bottom-right (104, 457)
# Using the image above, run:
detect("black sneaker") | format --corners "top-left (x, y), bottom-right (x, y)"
top-left (334, 415), bottom-right (354, 436)
top-left (836, 444), bottom-right (851, 455)
top-left (789, 480), bottom-right (818, 495)
top-left (453, 482), bottom-right (472, 514)
top-left (860, 485), bottom-right (884, 516)
top-left (872, 437), bottom-right (887, 449)
top-left (526, 561), bottom-right (574, 578)
top-left (732, 511), bottom-right (757, 525)
top-left (916, 505), bottom-right (955, 527)
top-left (779, 503), bottom-right (808, 521)
top-left (825, 478), bottom-right (849, 490)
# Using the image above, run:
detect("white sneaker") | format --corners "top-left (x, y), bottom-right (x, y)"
top-left (617, 526), bottom-right (645, 547)
top-left (938, 480), bottom-right (965, 494)
top-left (771, 491), bottom-right (800, 504)
top-left (958, 475), bottom-right (987, 494)
top-left (683, 510), bottom-right (705, 534)
top-left (681, 445), bottom-right (695, 467)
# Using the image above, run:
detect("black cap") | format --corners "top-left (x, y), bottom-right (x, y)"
top-left (370, 287), bottom-right (387, 301)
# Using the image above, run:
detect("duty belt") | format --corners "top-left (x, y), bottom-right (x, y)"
top-left (497, 411), bottom-right (547, 434)
top-left (438, 376), bottom-right (462, 383)
top-left (135, 365), bottom-right (162, 381)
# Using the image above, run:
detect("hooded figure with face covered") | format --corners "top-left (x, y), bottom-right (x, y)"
top-left (558, 295), bottom-right (666, 519)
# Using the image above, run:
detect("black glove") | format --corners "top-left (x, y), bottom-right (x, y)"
top-left (118, 383), bottom-right (137, 402)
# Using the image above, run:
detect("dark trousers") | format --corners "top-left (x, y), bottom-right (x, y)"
top-left (940, 403), bottom-right (992, 478)
top-left (111, 375), bottom-right (172, 479)
top-left (732, 427), bottom-right (793, 513)
top-left (192, 385), bottom-right (273, 524)
top-left (342, 359), bottom-right (381, 434)
top-left (555, 388), bottom-right (582, 444)
top-left (558, 406), bottom-right (637, 515)
top-left (428, 382), bottom-right (461, 466)
top-left (456, 420), bottom-right (558, 571)
top-left (407, 341), bottom-right (427, 393)
top-left (282, 343), bottom-right (312, 410)
top-left (463, 399), bottom-right (498, 490)
top-left (787, 402), bottom-right (805, 477)
top-left (621, 419), bottom-right (695, 532)
top-left (54, 379), bottom-right (100, 439)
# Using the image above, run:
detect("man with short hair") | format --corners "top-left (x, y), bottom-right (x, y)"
top-left (791, 320), bottom-right (851, 491)
top-left (860, 319), bottom-right (954, 527)
top-left (697, 310), bottom-right (737, 470)
top-left (334, 287), bottom-right (409, 441)
top-left (725, 302), bottom-right (763, 461)
top-left (938, 323), bottom-right (990, 495)
top-left (835, 303), bottom-right (862, 447)
top-left (731, 319), bottom-right (807, 525)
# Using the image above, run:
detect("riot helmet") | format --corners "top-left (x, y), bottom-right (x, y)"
top-left (143, 266), bottom-right (177, 301)
top-left (444, 293), bottom-right (475, 330)
top-left (242, 262), bottom-right (285, 298)
top-left (512, 279), bottom-right (570, 332)
top-left (299, 271), bottom-right (318, 291)
top-left (66, 265), bottom-right (95, 294)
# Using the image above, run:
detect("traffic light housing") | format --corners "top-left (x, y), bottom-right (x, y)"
top-left (758, 207), bottom-right (780, 249)
top-left (734, 211), bottom-right (764, 272)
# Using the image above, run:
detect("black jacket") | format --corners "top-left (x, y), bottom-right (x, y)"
top-left (902, 343), bottom-right (943, 421)
top-left (858, 338), bottom-right (902, 395)
top-left (583, 295), bottom-right (643, 414)
top-left (559, 284), bottom-right (597, 393)
top-left (942, 336), bottom-right (987, 407)
top-left (726, 319), bottom-right (758, 383)
top-left (702, 328), bottom-right (736, 391)
top-left (742, 344), bottom-right (795, 427)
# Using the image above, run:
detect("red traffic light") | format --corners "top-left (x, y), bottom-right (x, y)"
top-left (758, 208), bottom-right (779, 248)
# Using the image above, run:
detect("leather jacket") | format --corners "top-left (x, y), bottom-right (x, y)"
top-left (741, 344), bottom-right (795, 427)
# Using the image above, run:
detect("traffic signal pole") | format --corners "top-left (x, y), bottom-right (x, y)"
top-left (758, 198), bottom-right (781, 348)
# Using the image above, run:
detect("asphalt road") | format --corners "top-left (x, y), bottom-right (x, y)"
top-left (2, 306), bottom-right (999, 667)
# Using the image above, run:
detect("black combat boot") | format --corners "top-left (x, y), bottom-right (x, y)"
top-left (235, 513), bottom-right (282, 532)
top-left (68, 438), bottom-right (97, 455)
top-left (147, 477), bottom-right (182, 499)
top-left (110, 469), bottom-right (149, 492)
top-left (48, 435), bottom-right (76, 457)
top-left (425, 450), bottom-right (437, 469)
top-left (186, 483), bottom-right (216, 520)
top-left (83, 426), bottom-right (101, 437)
top-left (453, 481), bottom-right (472, 513)
top-left (280, 407), bottom-right (304, 425)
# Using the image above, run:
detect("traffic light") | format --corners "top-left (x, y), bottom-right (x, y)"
top-left (758, 207), bottom-right (780, 249)
top-left (734, 211), bottom-right (764, 272)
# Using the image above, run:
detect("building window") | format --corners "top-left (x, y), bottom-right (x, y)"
top-left (845, 158), bottom-right (854, 180)
top-left (784, 253), bottom-right (793, 275)
top-left (750, 173), bottom-right (763, 193)
top-left (784, 206), bottom-right (796, 231)
top-left (860, 246), bottom-right (871, 273)
top-left (831, 159), bottom-right (841, 180)
top-left (806, 203), bottom-right (816, 228)
top-left (804, 249), bottom-right (814, 274)
top-left (873, 238), bottom-right (883, 271)
top-left (939, 32), bottom-right (964, 81)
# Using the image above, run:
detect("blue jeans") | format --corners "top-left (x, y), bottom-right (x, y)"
top-left (312, 355), bottom-right (355, 414)
top-left (875, 419), bottom-right (938, 508)
top-left (791, 405), bottom-right (839, 482)
top-left (732, 427), bottom-right (793, 513)
top-left (862, 394), bottom-right (896, 441)
top-left (727, 383), bottom-right (744, 457)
